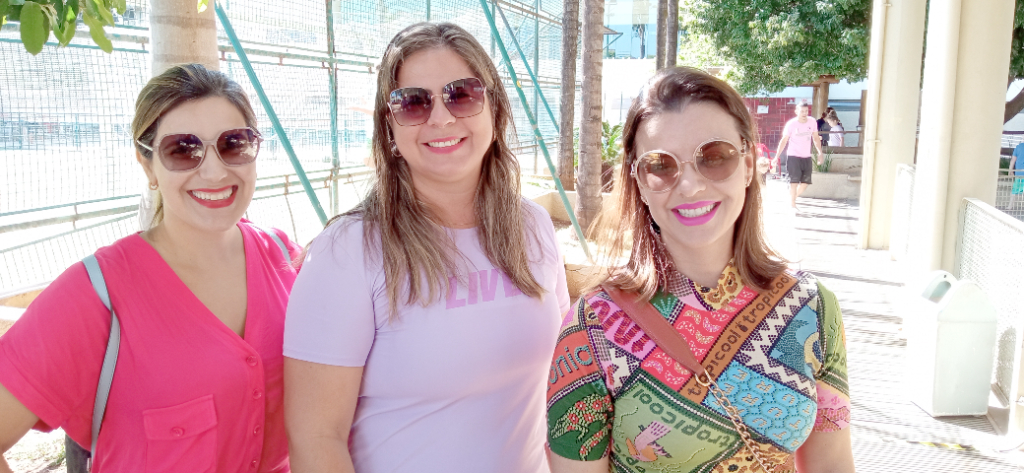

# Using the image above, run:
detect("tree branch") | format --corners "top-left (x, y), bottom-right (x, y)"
top-left (1006, 81), bottom-right (1024, 123)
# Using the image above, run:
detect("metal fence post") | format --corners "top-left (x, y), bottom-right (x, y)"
top-left (479, 0), bottom-right (592, 261)
top-left (214, 3), bottom-right (329, 226)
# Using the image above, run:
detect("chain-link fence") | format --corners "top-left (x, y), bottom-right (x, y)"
top-left (0, 0), bottom-right (571, 293)
top-left (955, 198), bottom-right (1024, 432)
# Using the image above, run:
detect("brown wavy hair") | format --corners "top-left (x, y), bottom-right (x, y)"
top-left (329, 22), bottom-right (543, 319)
top-left (593, 67), bottom-right (787, 301)
top-left (131, 64), bottom-right (257, 227)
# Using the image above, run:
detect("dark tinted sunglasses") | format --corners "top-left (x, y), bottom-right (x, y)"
top-left (388, 78), bottom-right (487, 126)
top-left (631, 138), bottom-right (747, 193)
top-left (137, 127), bottom-right (262, 172)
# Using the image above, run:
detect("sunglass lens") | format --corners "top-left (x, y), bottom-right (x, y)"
top-left (443, 78), bottom-right (485, 118)
top-left (217, 128), bottom-right (260, 165)
top-left (696, 141), bottom-right (741, 181)
top-left (158, 134), bottom-right (204, 171)
top-left (637, 152), bottom-right (679, 192)
top-left (390, 88), bottom-right (432, 126)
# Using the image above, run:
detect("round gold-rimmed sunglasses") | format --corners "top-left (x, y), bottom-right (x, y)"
top-left (631, 138), bottom-right (748, 193)
top-left (136, 127), bottom-right (263, 172)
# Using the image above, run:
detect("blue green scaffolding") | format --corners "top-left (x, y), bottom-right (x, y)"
top-left (0, 0), bottom-right (576, 291)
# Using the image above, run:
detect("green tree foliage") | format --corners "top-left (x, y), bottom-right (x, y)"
top-left (1004, 0), bottom-right (1024, 122)
top-left (2, 0), bottom-right (127, 54)
top-left (679, 0), bottom-right (871, 95)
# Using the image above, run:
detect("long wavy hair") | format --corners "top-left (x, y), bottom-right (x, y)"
top-left (132, 64), bottom-right (257, 228)
top-left (329, 22), bottom-right (543, 319)
top-left (593, 67), bottom-right (788, 301)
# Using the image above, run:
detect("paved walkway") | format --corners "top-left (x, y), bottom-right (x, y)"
top-left (761, 178), bottom-right (1024, 472)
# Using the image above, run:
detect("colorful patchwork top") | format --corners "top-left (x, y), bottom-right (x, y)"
top-left (546, 264), bottom-right (850, 472)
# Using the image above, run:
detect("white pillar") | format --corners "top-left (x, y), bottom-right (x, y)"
top-left (150, 0), bottom-right (218, 76)
top-left (910, 0), bottom-right (1014, 273)
top-left (858, 0), bottom-right (927, 250)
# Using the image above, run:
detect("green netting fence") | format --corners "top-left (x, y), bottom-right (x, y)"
top-left (0, 0), bottom-right (572, 292)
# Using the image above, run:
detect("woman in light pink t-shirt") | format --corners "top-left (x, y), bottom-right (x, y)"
top-left (284, 23), bottom-right (568, 473)
top-left (0, 64), bottom-right (297, 472)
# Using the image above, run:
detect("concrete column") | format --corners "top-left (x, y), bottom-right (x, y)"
top-left (150, 0), bottom-right (218, 76)
top-left (857, 0), bottom-right (927, 250)
top-left (910, 0), bottom-right (1014, 273)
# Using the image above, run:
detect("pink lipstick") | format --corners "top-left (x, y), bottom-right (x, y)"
top-left (672, 201), bottom-right (719, 226)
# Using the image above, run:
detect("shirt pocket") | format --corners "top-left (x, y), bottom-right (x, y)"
top-left (143, 394), bottom-right (218, 473)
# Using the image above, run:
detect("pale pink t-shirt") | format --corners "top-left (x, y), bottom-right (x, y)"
top-left (0, 223), bottom-right (299, 472)
top-left (284, 200), bottom-right (569, 473)
top-left (782, 116), bottom-right (819, 158)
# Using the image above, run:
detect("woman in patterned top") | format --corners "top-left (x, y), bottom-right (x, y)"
top-left (546, 67), bottom-right (854, 473)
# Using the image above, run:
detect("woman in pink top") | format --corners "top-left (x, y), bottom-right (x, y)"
top-left (0, 64), bottom-right (298, 472)
top-left (283, 23), bottom-right (568, 472)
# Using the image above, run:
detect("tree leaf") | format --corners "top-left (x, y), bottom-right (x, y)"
top-left (0, 0), bottom-right (8, 28)
top-left (115, 0), bottom-right (125, 15)
top-left (9, 0), bottom-right (24, 5)
top-left (82, 10), bottom-right (111, 52)
top-left (53, 12), bottom-right (76, 45)
top-left (197, 0), bottom-right (208, 13)
top-left (89, 0), bottom-right (112, 24)
top-left (19, 1), bottom-right (49, 55)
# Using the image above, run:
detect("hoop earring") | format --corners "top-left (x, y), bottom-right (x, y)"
top-left (390, 140), bottom-right (402, 158)
top-left (149, 182), bottom-right (158, 190)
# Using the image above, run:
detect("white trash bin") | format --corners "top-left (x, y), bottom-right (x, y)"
top-left (904, 270), bottom-right (997, 416)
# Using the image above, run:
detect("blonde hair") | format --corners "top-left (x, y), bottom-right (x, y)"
top-left (131, 64), bottom-right (257, 227)
top-left (331, 22), bottom-right (543, 319)
top-left (592, 67), bottom-right (788, 301)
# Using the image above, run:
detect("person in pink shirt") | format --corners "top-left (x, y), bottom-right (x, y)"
top-left (0, 64), bottom-right (298, 472)
top-left (283, 23), bottom-right (569, 473)
top-left (775, 102), bottom-right (824, 209)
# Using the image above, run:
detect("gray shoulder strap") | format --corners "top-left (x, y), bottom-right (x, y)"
top-left (247, 224), bottom-right (289, 261)
top-left (81, 254), bottom-right (120, 468)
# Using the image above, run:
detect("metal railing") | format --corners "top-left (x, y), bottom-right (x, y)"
top-left (955, 198), bottom-right (1024, 433)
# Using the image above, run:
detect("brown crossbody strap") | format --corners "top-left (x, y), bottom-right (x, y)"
top-left (601, 285), bottom-right (783, 473)
top-left (602, 285), bottom-right (704, 373)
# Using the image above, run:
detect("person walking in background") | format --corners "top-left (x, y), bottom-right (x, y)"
top-left (1011, 141), bottom-right (1024, 209)
top-left (816, 107), bottom-right (834, 150)
top-left (546, 67), bottom-right (854, 473)
top-left (282, 22), bottom-right (569, 473)
top-left (776, 102), bottom-right (823, 209)
top-left (826, 110), bottom-right (845, 147)
top-left (0, 64), bottom-right (299, 472)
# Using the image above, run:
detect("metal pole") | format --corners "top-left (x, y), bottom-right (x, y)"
top-left (479, 0), bottom-right (592, 261)
top-left (533, 0), bottom-right (540, 175)
top-left (426, 0), bottom-right (431, 21)
top-left (495, 4), bottom-right (559, 133)
top-left (327, 0), bottom-right (340, 217)
top-left (215, 3), bottom-right (329, 226)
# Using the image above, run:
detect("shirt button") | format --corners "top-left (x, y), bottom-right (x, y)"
top-left (246, 356), bottom-right (258, 366)
top-left (250, 459), bottom-right (258, 468)
top-left (171, 427), bottom-right (184, 437)
top-left (252, 389), bottom-right (263, 400)
top-left (253, 425), bottom-right (261, 436)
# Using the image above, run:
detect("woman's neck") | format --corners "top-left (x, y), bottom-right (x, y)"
top-left (665, 239), bottom-right (733, 289)
top-left (142, 218), bottom-right (243, 269)
top-left (413, 177), bottom-right (479, 229)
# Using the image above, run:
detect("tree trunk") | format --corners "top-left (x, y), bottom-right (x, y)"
top-left (576, 0), bottom-right (604, 233)
top-left (655, 0), bottom-right (667, 70)
top-left (665, 0), bottom-right (678, 68)
top-left (150, 0), bottom-right (218, 76)
top-left (559, 0), bottom-right (579, 191)
top-left (1006, 83), bottom-right (1024, 123)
